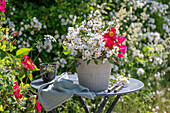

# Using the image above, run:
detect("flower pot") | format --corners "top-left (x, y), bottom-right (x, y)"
top-left (40, 63), bottom-right (58, 83)
top-left (76, 59), bottom-right (112, 91)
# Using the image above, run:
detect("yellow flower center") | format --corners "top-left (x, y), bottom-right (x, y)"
top-left (27, 61), bottom-right (31, 65)
top-left (109, 32), bottom-right (114, 37)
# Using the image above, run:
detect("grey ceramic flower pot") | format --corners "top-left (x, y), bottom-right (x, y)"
top-left (76, 59), bottom-right (112, 91)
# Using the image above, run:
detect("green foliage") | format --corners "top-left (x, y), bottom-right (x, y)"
top-left (0, 22), bottom-right (38, 112)
top-left (16, 48), bottom-right (32, 56)
top-left (0, 0), bottom-right (169, 112)
top-left (0, 49), bottom-right (6, 59)
top-left (62, 45), bottom-right (71, 55)
top-left (108, 58), bottom-right (114, 64)
top-left (94, 59), bottom-right (98, 65)
top-left (87, 60), bottom-right (91, 65)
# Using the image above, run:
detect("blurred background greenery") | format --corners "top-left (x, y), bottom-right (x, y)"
top-left (1, 0), bottom-right (169, 112)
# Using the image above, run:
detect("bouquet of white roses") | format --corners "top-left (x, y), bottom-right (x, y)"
top-left (63, 10), bottom-right (127, 64)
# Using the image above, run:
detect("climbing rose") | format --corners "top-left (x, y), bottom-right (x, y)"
top-left (116, 36), bottom-right (125, 44)
top-left (104, 38), bottom-right (114, 50)
top-left (118, 53), bottom-right (124, 57)
top-left (117, 44), bottom-right (127, 54)
top-left (21, 55), bottom-right (35, 69)
top-left (13, 82), bottom-right (22, 99)
top-left (13, 82), bottom-right (20, 89)
top-left (0, 0), bottom-right (6, 13)
top-left (12, 39), bottom-right (17, 45)
top-left (102, 27), bottom-right (118, 50)
top-left (36, 99), bottom-right (41, 112)
top-left (102, 26), bottom-right (127, 56)
top-left (12, 32), bottom-right (17, 36)
top-left (102, 27), bottom-right (117, 41)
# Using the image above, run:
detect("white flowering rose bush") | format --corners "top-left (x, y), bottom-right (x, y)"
top-left (93, 0), bottom-right (169, 112)
top-left (2, 0), bottom-right (169, 112)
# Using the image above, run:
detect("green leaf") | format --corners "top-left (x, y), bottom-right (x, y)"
top-left (143, 46), bottom-right (154, 53)
top-left (32, 63), bottom-right (40, 71)
top-left (7, 54), bottom-right (14, 64)
top-left (16, 48), bottom-right (32, 56)
top-left (110, 78), bottom-right (116, 83)
top-left (9, 43), bottom-right (15, 52)
top-left (113, 74), bottom-right (117, 78)
top-left (4, 110), bottom-right (9, 113)
top-left (0, 105), bottom-right (4, 111)
top-left (121, 72), bottom-right (125, 75)
top-left (18, 74), bottom-right (26, 82)
top-left (143, 47), bottom-right (147, 53)
top-left (28, 71), bottom-right (33, 81)
top-left (62, 51), bottom-right (71, 55)
top-left (62, 45), bottom-right (68, 50)
top-left (107, 3), bottom-right (115, 8)
top-left (107, 58), bottom-right (114, 64)
top-left (87, 60), bottom-right (91, 65)
top-left (94, 59), bottom-right (98, 65)
top-left (136, 57), bottom-right (144, 63)
top-left (106, 7), bottom-right (111, 10)
top-left (31, 88), bottom-right (37, 94)
top-left (0, 49), bottom-right (6, 59)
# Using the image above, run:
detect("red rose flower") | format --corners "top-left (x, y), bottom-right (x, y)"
top-left (13, 82), bottom-right (22, 99)
top-left (0, 0), bottom-right (6, 13)
top-left (12, 32), bottom-right (18, 36)
top-left (117, 44), bottom-right (127, 54)
top-left (21, 55), bottom-right (35, 70)
top-left (102, 27), bottom-right (117, 41)
top-left (36, 99), bottom-right (41, 112)
top-left (104, 38), bottom-right (115, 50)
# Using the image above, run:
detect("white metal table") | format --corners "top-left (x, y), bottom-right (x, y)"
top-left (31, 74), bottom-right (144, 113)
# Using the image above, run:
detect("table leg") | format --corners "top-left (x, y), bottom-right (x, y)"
top-left (51, 109), bottom-right (57, 113)
top-left (77, 96), bottom-right (90, 113)
top-left (96, 96), bottom-right (110, 113)
top-left (106, 95), bottom-right (121, 113)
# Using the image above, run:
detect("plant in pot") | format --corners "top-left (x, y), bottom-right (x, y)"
top-left (40, 63), bottom-right (58, 83)
top-left (63, 10), bottom-right (127, 91)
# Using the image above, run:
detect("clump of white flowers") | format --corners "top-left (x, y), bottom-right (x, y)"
top-left (44, 35), bottom-right (56, 42)
top-left (117, 75), bottom-right (130, 87)
top-left (63, 10), bottom-right (123, 62)
top-left (36, 35), bottom-right (57, 53)
top-left (137, 68), bottom-right (145, 76)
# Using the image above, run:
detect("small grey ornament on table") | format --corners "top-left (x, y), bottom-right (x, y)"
top-left (114, 83), bottom-right (124, 93)
top-left (40, 63), bottom-right (58, 83)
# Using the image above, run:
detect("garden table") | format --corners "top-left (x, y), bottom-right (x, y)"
top-left (31, 74), bottom-right (144, 113)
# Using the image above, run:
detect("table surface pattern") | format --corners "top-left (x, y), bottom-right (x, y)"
top-left (31, 74), bottom-right (144, 96)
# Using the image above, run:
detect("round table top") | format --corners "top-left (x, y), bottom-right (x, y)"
top-left (31, 74), bottom-right (144, 96)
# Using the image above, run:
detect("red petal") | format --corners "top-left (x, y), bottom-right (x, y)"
top-left (111, 27), bottom-right (116, 32)
top-left (118, 53), bottom-right (124, 57)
